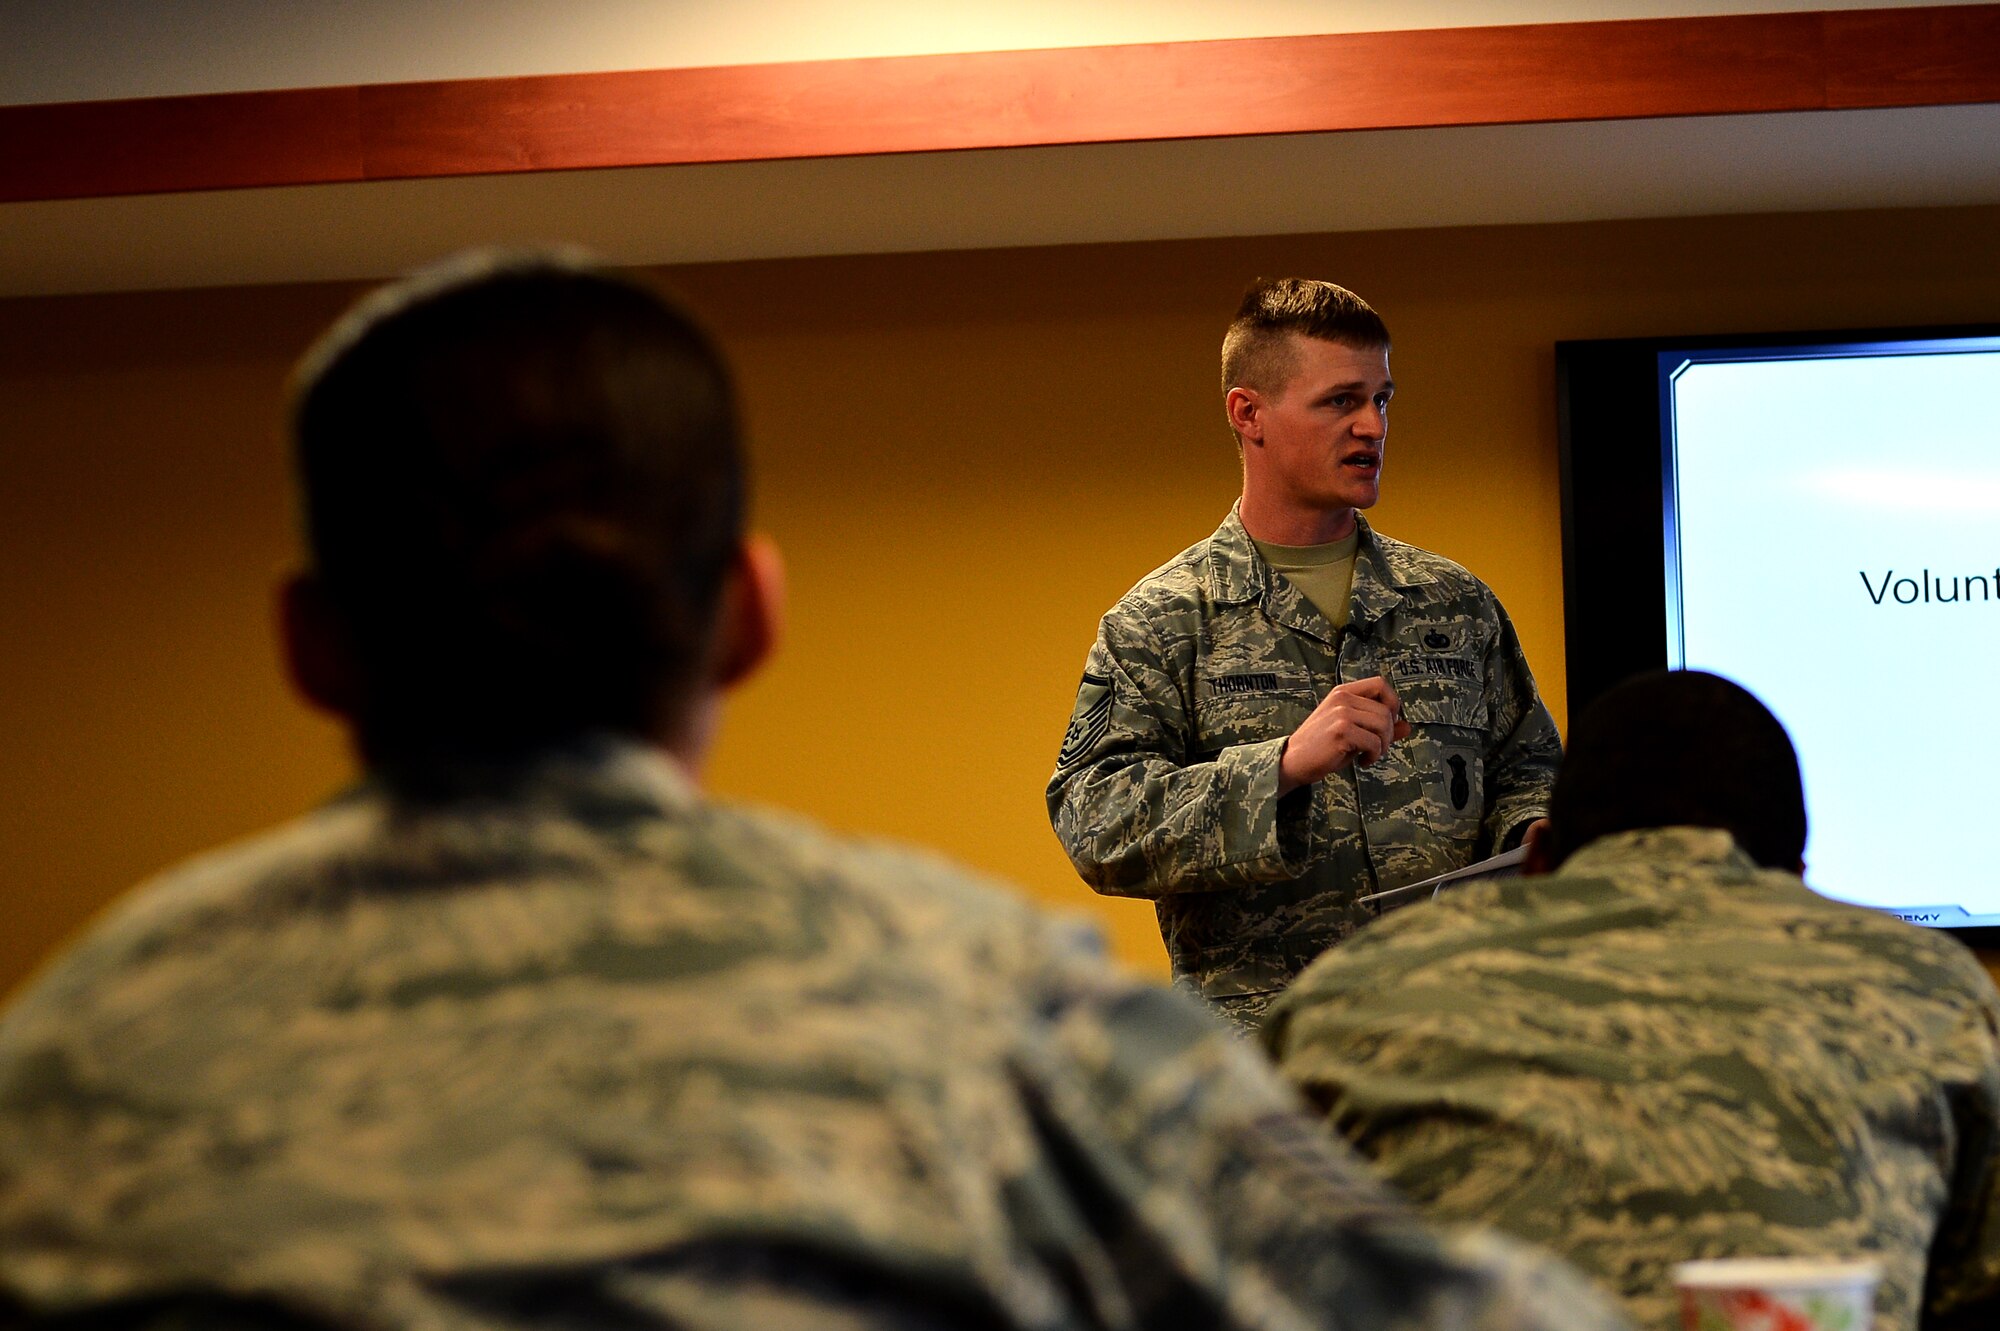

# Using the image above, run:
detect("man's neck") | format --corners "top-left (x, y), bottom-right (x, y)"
top-left (1238, 495), bottom-right (1358, 547)
top-left (661, 696), bottom-right (719, 784)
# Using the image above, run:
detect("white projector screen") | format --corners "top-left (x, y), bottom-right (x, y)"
top-left (1663, 335), bottom-right (2000, 925)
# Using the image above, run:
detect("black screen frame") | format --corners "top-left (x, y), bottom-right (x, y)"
top-left (1555, 319), bottom-right (2000, 944)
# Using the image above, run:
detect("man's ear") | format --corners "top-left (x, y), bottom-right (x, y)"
top-left (1522, 818), bottom-right (1557, 877)
top-left (712, 534), bottom-right (785, 691)
top-left (1225, 386), bottom-right (1264, 444)
top-left (277, 571), bottom-right (360, 719)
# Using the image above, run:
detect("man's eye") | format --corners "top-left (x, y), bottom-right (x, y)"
top-left (1375, 395), bottom-right (1393, 409)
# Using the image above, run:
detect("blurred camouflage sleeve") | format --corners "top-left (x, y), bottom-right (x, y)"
top-left (431, 1244), bottom-right (991, 1331)
top-left (0, 1292), bottom-right (343, 1331)
top-left (1475, 597), bottom-right (1560, 854)
top-left (1919, 977), bottom-right (2000, 1328)
top-left (1045, 614), bottom-right (1316, 900)
top-left (1022, 936), bottom-right (1633, 1331)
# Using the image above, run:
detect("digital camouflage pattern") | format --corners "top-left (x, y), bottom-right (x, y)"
top-left (1264, 826), bottom-right (2000, 1331)
top-left (0, 738), bottom-right (1629, 1331)
top-left (1047, 507), bottom-right (1559, 1019)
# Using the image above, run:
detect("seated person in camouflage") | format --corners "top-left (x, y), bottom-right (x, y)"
top-left (0, 254), bottom-right (1630, 1331)
top-left (1048, 278), bottom-right (1560, 1028)
top-left (1265, 669), bottom-right (2000, 1331)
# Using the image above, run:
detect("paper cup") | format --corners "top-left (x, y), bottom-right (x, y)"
top-left (1673, 1258), bottom-right (1880, 1331)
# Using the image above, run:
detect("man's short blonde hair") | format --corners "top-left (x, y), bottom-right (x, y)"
top-left (1220, 277), bottom-right (1391, 401)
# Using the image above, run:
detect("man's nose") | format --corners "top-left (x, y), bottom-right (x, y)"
top-left (1354, 405), bottom-right (1386, 440)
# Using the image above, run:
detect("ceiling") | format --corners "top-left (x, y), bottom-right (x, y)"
top-left (0, 0), bottom-right (1962, 105)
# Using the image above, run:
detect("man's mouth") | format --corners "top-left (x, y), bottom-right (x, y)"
top-left (1342, 452), bottom-right (1381, 470)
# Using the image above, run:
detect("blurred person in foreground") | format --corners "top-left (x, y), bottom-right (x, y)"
top-left (1266, 669), bottom-right (2000, 1330)
top-left (0, 253), bottom-right (1627, 1331)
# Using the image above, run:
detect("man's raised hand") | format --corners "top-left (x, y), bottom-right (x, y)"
top-left (1277, 676), bottom-right (1412, 796)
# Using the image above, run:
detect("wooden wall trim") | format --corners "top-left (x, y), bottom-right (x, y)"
top-left (4, 5), bottom-right (1997, 204)
top-left (1827, 4), bottom-right (2000, 104)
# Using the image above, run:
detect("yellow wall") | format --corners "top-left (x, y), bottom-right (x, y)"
top-left (6, 203), bottom-right (2000, 996)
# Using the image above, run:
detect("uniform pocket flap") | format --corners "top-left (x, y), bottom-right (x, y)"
top-left (1193, 670), bottom-right (1315, 753)
top-left (1399, 688), bottom-right (1485, 730)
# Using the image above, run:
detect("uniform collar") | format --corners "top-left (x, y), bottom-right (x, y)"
top-left (1561, 826), bottom-right (1767, 881)
top-left (366, 732), bottom-right (703, 819)
top-left (1207, 502), bottom-right (1410, 644)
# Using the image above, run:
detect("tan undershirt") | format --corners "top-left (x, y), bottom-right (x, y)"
top-left (1251, 530), bottom-right (1360, 631)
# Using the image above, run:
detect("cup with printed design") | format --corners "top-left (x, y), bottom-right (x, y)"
top-left (1672, 1257), bottom-right (1880, 1331)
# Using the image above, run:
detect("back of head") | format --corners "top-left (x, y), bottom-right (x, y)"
top-left (1546, 669), bottom-right (1807, 870)
top-left (291, 251), bottom-right (743, 771)
top-left (1219, 276), bottom-right (1390, 400)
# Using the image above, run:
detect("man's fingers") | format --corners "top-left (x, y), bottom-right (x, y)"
top-left (1323, 677), bottom-right (1405, 737)
top-left (1330, 710), bottom-right (1397, 767)
top-left (1317, 688), bottom-right (1394, 725)
top-left (1336, 674), bottom-right (1403, 713)
top-left (1354, 718), bottom-right (1396, 765)
top-left (1289, 676), bottom-right (1412, 781)
top-left (1326, 698), bottom-right (1395, 730)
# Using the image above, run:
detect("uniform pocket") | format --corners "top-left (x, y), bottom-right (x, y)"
top-left (1399, 684), bottom-right (1487, 847)
top-left (1388, 653), bottom-right (1485, 725)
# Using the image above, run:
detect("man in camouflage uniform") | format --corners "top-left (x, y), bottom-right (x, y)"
top-left (0, 255), bottom-right (1628, 1331)
top-left (1266, 670), bottom-right (2000, 1331)
top-left (1048, 279), bottom-right (1560, 1026)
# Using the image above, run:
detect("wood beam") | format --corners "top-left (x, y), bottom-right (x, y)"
top-left (3, 5), bottom-right (1996, 204)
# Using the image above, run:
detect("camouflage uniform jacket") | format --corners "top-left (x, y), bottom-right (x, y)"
top-left (1046, 506), bottom-right (1560, 1014)
top-left (0, 737), bottom-right (1629, 1331)
top-left (1265, 827), bottom-right (2000, 1331)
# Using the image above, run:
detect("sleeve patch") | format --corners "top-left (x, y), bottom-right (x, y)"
top-left (1056, 672), bottom-right (1114, 768)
